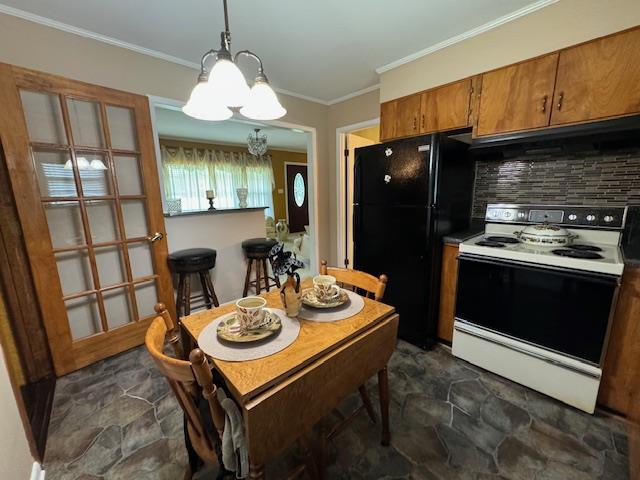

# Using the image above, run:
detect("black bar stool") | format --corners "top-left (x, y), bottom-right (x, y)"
top-left (168, 248), bottom-right (220, 318)
top-left (241, 238), bottom-right (281, 296)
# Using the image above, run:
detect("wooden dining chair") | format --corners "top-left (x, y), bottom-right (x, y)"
top-left (147, 304), bottom-right (323, 480)
top-left (320, 260), bottom-right (391, 446)
top-left (146, 304), bottom-right (228, 480)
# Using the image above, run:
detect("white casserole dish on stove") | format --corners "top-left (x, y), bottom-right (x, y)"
top-left (513, 224), bottom-right (578, 247)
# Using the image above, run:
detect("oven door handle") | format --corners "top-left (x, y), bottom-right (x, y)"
top-left (454, 321), bottom-right (601, 379)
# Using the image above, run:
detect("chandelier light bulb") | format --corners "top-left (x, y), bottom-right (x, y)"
top-left (208, 59), bottom-right (250, 107)
top-left (240, 80), bottom-right (287, 121)
top-left (90, 159), bottom-right (108, 170)
top-left (183, 81), bottom-right (233, 121)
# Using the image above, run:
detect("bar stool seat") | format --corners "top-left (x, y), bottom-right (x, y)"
top-left (241, 238), bottom-right (280, 296)
top-left (168, 248), bottom-right (219, 318)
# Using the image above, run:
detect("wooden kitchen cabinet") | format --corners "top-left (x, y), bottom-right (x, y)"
top-left (599, 266), bottom-right (640, 415)
top-left (394, 94), bottom-right (422, 138)
top-left (475, 53), bottom-right (559, 136)
top-left (438, 243), bottom-right (459, 343)
top-left (420, 78), bottom-right (472, 134)
top-left (379, 100), bottom-right (398, 141)
top-left (551, 28), bottom-right (640, 126)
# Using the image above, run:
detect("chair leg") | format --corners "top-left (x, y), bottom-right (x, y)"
top-left (261, 258), bottom-right (270, 291)
top-left (358, 385), bottom-right (377, 423)
top-left (269, 257), bottom-right (281, 288)
top-left (199, 272), bottom-right (212, 309)
top-left (378, 366), bottom-right (390, 446)
top-left (255, 258), bottom-right (262, 295)
top-left (243, 258), bottom-right (253, 297)
top-left (249, 463), bottom-right (265, 480)
top-left (203, 271), bottom-right (220, 307)
top-left (184, 274), bottom-right (192, 316)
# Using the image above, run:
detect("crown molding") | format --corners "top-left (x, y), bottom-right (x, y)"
top-left (375, 0), bottom-right (559, 74)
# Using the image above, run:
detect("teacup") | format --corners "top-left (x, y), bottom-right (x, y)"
top-left (235, 296), bottom-right (267, 332)
top-left (313, 275), bottom-right (340, 303)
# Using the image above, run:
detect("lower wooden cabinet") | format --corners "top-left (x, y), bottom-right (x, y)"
top-left (599, 266), bottom-right (640, 415)
top-left (437, 243), bottom-right (459, 343)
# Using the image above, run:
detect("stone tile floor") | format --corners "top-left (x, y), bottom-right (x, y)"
top-left (44, 341), bottom-right (631, 479)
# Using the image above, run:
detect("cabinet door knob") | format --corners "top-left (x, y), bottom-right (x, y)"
top-left (541, 95), bottom-right (548, 113)
top-left (557, 92), bottom-right (564, 111)
top-left (421, 114), bottom-right (425, 130)
top-left (413, 117), bottom-right (417, 130)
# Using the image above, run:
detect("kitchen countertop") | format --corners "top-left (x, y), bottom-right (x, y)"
top-left (442, 219), bottom-right (485, 245)
top-left (163, 206), bottom-right (267, 218)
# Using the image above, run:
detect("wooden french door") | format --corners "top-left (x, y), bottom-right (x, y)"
top-left (285, 163), bottom-right (309, 234)
top-left (0, 64), bottom-right (175, 375)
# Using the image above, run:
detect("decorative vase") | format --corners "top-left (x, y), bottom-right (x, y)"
top-left (280, 274), bottom-right (301, 317)
top-left (275, 219), bottom-right (289, 241)
top-left (236, 187), bottom-right (248, 208)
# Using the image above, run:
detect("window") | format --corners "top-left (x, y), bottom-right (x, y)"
top-left (161, 146), bottom-right (275, 217)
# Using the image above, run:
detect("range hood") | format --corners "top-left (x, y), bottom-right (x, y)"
top-left (470, 115), bottom-right (640, 154)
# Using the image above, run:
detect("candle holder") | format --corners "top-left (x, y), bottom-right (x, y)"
top-left (206, 190), bottom-right (216, 210)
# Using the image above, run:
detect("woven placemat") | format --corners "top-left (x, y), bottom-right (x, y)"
top-left (298, 290), bottom-right (365, 322)
top-left (198, 308), bottom-right (300, 362)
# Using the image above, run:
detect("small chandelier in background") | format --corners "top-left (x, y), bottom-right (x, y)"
top-left (247, 129), bottom-right (268, 157)
top-left (183, 0), bottom-right (287, 122)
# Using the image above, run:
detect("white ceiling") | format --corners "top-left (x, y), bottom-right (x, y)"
top-left (0, 0), bottom-right (553, 103)
top-left (155, 106), bottom-right (308, 152)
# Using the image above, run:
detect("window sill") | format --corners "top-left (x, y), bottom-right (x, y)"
top-left (163, 207), bottom-right (267, 218)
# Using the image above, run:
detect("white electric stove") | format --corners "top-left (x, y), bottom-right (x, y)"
top-left (452, 204), bottom-right (627, 413)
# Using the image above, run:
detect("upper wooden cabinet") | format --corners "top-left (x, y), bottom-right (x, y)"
top-left (551, 28), bottom-right (640, 126)
top-left (379, 100), bottom-right (397, 141)
top-left (476, 53), bottom-right (558, 136)
top-left (420, 79), bottom-right (472, 134)
top-left (395, 94), bottom-right (421, 138)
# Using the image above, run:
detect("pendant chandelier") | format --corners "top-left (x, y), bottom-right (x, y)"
top-left (247, 128), bottom-right (268, 157)
top-left (183, 0), bottom-right (287, 122)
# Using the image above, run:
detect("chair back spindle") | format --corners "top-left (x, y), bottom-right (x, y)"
top-left (320, 260), bottom-right (388, 301)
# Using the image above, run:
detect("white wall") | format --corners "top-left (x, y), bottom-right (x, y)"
top-left (380, 0), bottom-right (640, 102)
top-left (0, 345), bottom-right (33, 479)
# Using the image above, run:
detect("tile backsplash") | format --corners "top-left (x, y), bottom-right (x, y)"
top-left (472, 148), bottom-right (640, 218)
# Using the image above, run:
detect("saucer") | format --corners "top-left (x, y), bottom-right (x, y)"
top-left (216, 310), bottom-right (282, 343)
top-left (301, 288), bottom-right (350, 309)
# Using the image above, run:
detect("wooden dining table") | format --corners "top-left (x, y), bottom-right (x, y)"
top-left (180, 278), bottom-right (399, 479)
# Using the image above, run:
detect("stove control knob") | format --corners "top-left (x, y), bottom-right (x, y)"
top-left (568, 214), bottom-right (578, 221)
top-left (518, 212), bottom-right (527, 219)
top-left (604, 215), bottom-right (614, 223)
top-left (586, 214), bottom-right (596, 222)
top-left (503, 211), bottom-right (512, 218)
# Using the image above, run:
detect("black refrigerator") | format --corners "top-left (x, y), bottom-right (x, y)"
top-left (353, 133), bottom-right (474, 348)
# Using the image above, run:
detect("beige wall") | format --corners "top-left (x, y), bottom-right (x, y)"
top-left (0, 299), bottom-right (33, 478)
top-left (380, 0), bottom-right (640, 101)
top-left (0, 13), bottom-right (331, 262)
top-left (352, 125), bottom-right (380, 143)
top-left (326, 89), bottom-right (381, 263)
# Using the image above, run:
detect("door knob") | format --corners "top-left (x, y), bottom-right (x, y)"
top-left (147, 232), bottom-right (164, 243)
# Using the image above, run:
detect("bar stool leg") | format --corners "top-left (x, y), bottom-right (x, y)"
top-left (269, 257), bottom-right (281, 288)
top-left (255, 258), bottom-right (262, 295)
top-left (203, 271), bottom-right (220, 307)
top-left (243, 258), bottom-right (253, 297)
top-left (199, 272), bottom-right (212, 309)
top-left (261, 258), bottom-right (269, 291)
top-left (176, 273), bottom-right (185, 318)
top-left (184, 274), bottom-right (192, 316)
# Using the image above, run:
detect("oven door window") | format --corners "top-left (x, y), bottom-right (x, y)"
top-left (455, 256), bottom-right (618, 364)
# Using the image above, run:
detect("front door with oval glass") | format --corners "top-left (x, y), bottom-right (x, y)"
top-left (285, 163), bottom-right (309, 234)
top-left (0, 64), bottom-right (174, 375)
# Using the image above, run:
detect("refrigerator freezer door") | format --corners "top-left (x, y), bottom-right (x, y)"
top-left (354, 136), bottom-right (433, 206)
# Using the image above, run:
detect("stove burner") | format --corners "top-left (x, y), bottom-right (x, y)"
top-left (485, 236), bottom-right (520, 244)
top-left (552, 249), bottom-right (604, 259)
top-left (568, 244), bottom-right (603, 252)
top-left (476, 240), bottom-right (506, 248)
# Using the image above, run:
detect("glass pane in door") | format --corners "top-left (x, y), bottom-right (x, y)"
top-left (121, 200), bottom-right (149, 238)
top-left (66, 98), bottom-right (105, 147)
top-left (106, 106), bottom-right (138, 151)
top-left (134, 280), bottom-right (158, 318)
top-left (44, 202), bottom-right (85, 248)
top-left (20, 91), bottom-right (67, 144)
top-left (55, 250), bottom-right (93, 295)
top-left (113, 155), bottom-right (143, 195)
top-left (78, 153), bottom-right (112, 196)
top-left (86, 200), bottom-right (120, 243)
top-left (128, 242), bottom-right (154, 279)
top-left (33, 150), bottom-right (77, 198)
top-left (103, 288), bottom-right (134, 329)
top-left (66, 294), bottom-right (102, 340)
top-left (95, 245), bottom-right (126, 287)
